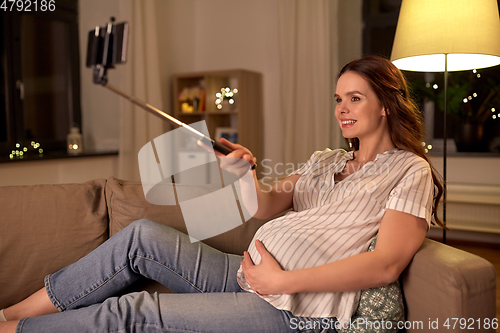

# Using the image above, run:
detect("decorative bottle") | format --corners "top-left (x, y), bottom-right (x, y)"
top-left (67, 127), bottom-right (83, 155)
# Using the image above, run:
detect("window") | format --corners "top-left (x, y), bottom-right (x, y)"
top-left (363, 0), bottom-right (500, 153)
top-left (0, 0), bottom-right (80, 159)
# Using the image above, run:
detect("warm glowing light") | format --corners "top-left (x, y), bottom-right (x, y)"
top-left (392, 54), bottom-right (500, 72)
top-left (432, 84), bottom-right (439, 89)
top-left (492, 108), bottom-right (496, 112)
top-left (229, 99), bottom-right (234, 104)
top-left (428, 144), bottom-right (433, 150)
top-left (217, 104), bottom-right (222, 109)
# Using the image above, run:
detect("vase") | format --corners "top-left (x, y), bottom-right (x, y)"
top-left (453, 122), bottom-right (490, 152)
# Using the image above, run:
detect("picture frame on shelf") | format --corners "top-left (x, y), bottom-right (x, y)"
top-left (215, 127), bottom-right (238, 144)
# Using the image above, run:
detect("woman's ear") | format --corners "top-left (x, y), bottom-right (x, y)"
top-left (382, 108), bottom-right (389, 116)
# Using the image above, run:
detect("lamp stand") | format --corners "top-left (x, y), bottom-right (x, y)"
top-left (443, 54), bottom-right (448, 244)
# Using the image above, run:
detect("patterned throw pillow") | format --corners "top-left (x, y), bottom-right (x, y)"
top-left (338, 236), bottom-right (405, 333)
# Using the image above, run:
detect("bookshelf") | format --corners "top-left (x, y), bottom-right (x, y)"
top-left (172, 69), bottom-right (264, 178)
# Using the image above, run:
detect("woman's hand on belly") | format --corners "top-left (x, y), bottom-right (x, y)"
top-left (241, 240), bottom-right (292, 296)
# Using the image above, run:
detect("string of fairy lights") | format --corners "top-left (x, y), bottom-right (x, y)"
top-left (9, 141), bottom-right (43, 160)
top-left (215, 87), bottom-right (238, 110)
top-left (426, 69), bottom-right (500, 120)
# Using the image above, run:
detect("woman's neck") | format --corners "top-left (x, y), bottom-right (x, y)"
top-left (354, 137), bottom-right (396, 164)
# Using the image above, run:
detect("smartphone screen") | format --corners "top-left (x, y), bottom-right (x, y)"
top-left (86, 21), bottom-right (129, 68)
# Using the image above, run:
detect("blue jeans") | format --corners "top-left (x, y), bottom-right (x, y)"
top-left (16, 219), bottom-right (337, 333)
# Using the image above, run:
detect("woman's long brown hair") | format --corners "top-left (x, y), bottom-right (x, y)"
top-left (339, 55), bottom-right (446, 229)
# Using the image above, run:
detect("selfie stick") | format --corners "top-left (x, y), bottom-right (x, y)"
top-left (88, 19), bottom-right (257, 168)
top-left (101, 80), bottom-right (234, 157)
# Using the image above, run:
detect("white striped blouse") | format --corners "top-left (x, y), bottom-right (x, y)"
top-left (237, 148), bottom-right (434, 323)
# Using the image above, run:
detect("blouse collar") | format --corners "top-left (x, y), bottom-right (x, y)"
top-left (343, 147), bottom-right (400, 162)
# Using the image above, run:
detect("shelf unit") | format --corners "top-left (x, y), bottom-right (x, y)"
top-left (172, 69), bottom-right (263, 177)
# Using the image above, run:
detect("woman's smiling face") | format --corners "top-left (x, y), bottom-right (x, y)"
top-left (334, 71), bottom-right (388, 141)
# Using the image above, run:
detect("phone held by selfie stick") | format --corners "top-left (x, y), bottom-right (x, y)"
top-left (86, 18), bottom-right (254, 169)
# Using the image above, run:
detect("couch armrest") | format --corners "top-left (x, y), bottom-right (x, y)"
top-left (401, 238), bottom-right (496, 333)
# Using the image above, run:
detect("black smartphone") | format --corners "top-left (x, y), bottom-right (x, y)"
top-left (86, 20), bottom-right (129, 69)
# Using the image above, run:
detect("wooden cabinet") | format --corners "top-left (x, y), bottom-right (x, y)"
top-left (172, 69), bottom-right (263, 176)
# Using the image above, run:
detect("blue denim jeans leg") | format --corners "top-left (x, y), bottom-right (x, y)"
top-left (16, 219), bottom-right (336, 333)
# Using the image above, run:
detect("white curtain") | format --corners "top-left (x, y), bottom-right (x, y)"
top-left (117, 0), bottom-right (167, 181)
top-left (277, 0), bottom-right (339, 166)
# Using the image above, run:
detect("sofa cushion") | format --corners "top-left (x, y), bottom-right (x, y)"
top-left (106, 176), bottom-right (268, 255)
top-left (338, 236), bottom-right (404, 333)
top-left (0, 179), bottom-right (108, 309)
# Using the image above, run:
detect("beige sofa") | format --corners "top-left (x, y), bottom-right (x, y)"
top-left (0, 177), bottom-right (496, 332)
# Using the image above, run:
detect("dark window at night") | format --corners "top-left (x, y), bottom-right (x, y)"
top-left (0, 0), bottom-right (80, 158)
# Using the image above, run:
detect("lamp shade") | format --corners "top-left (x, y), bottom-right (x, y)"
top-left (391, 0), bottom-right (500, 72)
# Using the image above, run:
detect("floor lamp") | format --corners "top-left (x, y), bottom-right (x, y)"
top-left (390, 0), bottom-right (500, 243)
